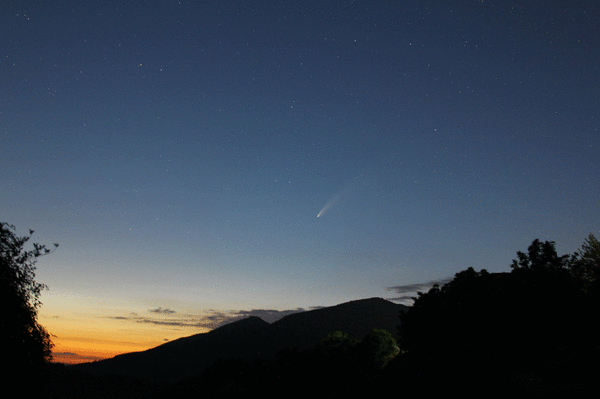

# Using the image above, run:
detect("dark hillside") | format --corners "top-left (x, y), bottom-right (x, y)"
top-left (73, 298), bottom-right (407, 383)
top-left (73, 316), bottom-right (273, 383)
top-left (268, 297), bottom-right (406, 351)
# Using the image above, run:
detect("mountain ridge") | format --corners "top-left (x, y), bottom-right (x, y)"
top-left (72, 297), bottom-right (407, 383)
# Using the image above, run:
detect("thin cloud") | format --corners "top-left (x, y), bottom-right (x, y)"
top-left (191, 307), bottom-right (308, 328)
top-left (388, 294), bottom-right (420, 303)
top-left (53, 352), bottom-right (106, 364)
top-left (386, 279), bottom-right (451, 294)
top-left (107, 314), bottom-right (209, 329)
top-left (232, 308), bottom-right (307, 324)
top-left (107, 307), bottom-right (309, 331)
top-left (385, 278), bottom-right (453, 304)
top-left (150, 307), bottom-right (176, 314)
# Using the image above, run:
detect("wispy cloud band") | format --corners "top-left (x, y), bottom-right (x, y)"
top-left (107, 307), bottom-right (309, 332)
top-left (385, 278), bottom-right (453, 304)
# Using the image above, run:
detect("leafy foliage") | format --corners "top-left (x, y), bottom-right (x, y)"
top-left (1, 223), bottom-right (56, 378)
top-left (354, 329), bottom-right (399, 370)
top-left (510, 238), bottom-right (575, 270)
top-left (396, 237), bottom-right (599, 396)
top-left (155, 329), bottom-right (400, 398)
top-left (571, 233), bottom-right (600, 294)
top-left (319, 330), bottom-right (359, 354)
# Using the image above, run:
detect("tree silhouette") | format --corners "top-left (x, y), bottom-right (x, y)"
top-left (1, 223), bottom-right (56, 386)
top-left (319, 330), bottom-right (359, 355)
top-left (396, 238), bottom-right (597, 396)
top-left (571, 233), bottom-right (600, 295)
top-left (354, 329), bottom-right (399, 371)
top-left (510, 238), bottom-right (575, 271)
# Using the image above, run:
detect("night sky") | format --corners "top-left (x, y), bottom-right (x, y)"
top-left (2, 0), bottom-right (599, 363)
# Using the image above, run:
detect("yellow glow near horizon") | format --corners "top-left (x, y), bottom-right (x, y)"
top-left (42, 312), bottom-right (177, 364)
top-left (39, 292), bottom-right (212, 364)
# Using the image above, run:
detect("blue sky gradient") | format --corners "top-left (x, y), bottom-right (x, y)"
top-left (1, 0), bottom-right (599, 358)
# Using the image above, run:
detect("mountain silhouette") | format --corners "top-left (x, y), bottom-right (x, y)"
top-left (73, 297), bottom-right (407, 383)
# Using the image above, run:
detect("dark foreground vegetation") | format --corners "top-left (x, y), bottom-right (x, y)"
top-left (4, 220), bottom-right (600, 397)
top-left (1, 223), bottom-right (55, 395)
top-left (394, 236), bottom-right (600, 397)
top-left (150, 233), bottom-right (600, 398)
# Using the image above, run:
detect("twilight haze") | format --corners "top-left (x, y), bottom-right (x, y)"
top-left (1, 1), bottom-right (598, 363)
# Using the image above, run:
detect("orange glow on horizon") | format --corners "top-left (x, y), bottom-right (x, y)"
top-left (42, 313), bottom-right (212, 364)
top-left (48, 327), bottom-right (203, 364)
top-left (39, 292), bottom-right (217, 364)
top-left (50, 334), bottom-right (154, 364)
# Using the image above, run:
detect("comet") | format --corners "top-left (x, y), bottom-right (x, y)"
top-left (316, 193), bottom-right (341, 218)
top-left (316, 173), bottom-right (367, 218)
top-left (316, 203), bottom-right (330, 218)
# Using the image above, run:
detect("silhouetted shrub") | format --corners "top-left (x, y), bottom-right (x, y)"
top-left (396, 239), bottom-right (599, 396)
top-left (1, 222), bottom-right (56, 392)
